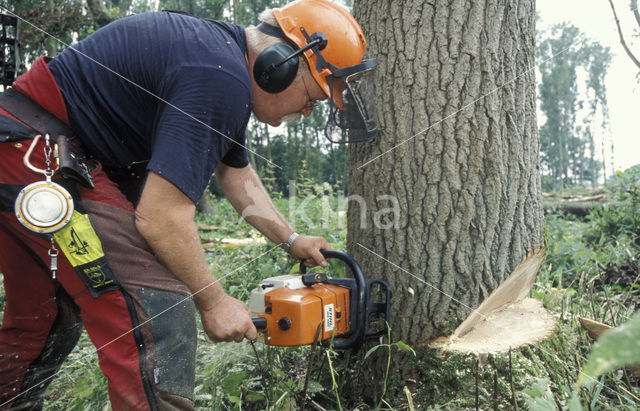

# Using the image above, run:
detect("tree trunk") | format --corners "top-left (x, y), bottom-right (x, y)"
top-left (348, 0), bottom-right (543, 346)
top-left (46, 0), bottom-right (57, 57)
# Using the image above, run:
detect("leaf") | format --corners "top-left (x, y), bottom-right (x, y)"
top-left (221, 371), bottom-right (247, 397)
top-left (567, 391), bottom-right (585, 411)
top-left (590, 378), bottom-right (605, 409)
top-left (522, 378), bottom-right (551, 398)
top-left (524, 396), bottom-right (559, 411)
top-left (227, 395), bottom-right (241, 405)
top-left (394, 341), bottom-right (416, 356)
top-left (364, 344), bottom-right (384, 360)
top-left (521, 379), bottom-right (557, 411)
top-left (245, 392), bottom-right (265, 402)
top-left (289, 262), bottom-right (301, 274)
top-left (578, 311), bottom-right (640, 386)
top-left (300, 380), bottom-right (324, 394)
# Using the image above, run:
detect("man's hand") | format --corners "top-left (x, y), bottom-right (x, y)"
top-left (199, 293), bottom-right (257, 342)
top-left (289, 235), bottom-right (331, 268)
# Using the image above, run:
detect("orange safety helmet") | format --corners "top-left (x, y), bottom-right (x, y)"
top-left (273, 0), bottom-right (367, 109)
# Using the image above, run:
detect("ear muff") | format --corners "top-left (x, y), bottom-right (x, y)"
top-left (253, 43), bottom-right (300, 93)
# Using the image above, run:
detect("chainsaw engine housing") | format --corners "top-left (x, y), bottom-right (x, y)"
top-left (249, 274), bottom-right (351, 346)
top-left (250, 250), bottom-right (391, 349)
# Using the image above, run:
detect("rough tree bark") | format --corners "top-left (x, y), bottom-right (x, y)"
top-left (348, 0), bottom-right (544, 346)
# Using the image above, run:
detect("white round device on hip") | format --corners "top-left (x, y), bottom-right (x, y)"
top-left (14, 181), bottom-right (74, 234)
top-left (14, 134), bottom-right (74, 234)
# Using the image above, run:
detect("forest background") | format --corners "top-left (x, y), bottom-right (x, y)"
top-left (5, 0), bottom-right (637, 196)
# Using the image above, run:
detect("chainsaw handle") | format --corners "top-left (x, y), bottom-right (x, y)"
top-left (252, 317), bottom-right (267, 330)
top-left (301, 249), bottom-right (367, 350)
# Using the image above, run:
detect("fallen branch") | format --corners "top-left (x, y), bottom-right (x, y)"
top-left (544, 201), bottom-right (599, 217)
top-left (201, 237), bottom-right (267, 249)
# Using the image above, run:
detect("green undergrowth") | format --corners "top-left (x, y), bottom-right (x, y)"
top-left (2, 178), bottom-right (639, 409)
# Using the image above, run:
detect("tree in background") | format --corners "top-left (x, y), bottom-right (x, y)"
top-left (1, 0), bottom-right (91, 63)
top-left (584, 43), bottom-right (613, 185)
top-left (250, 102), bottom-right (349, 195)
top-left (537, 22), bottom-right (612, 190)
top-left (608, 0), bottom-right (640, 76)
top-left (0, 0), bottom-right (161, 65)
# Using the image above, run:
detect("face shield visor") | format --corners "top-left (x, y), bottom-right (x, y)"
top-left (324, 59), bottom-right (378, 144)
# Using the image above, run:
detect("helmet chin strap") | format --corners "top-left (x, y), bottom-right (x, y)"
top-left (256, 22), bottom-right (287, 39)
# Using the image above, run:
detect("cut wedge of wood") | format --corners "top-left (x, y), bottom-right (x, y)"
top-left (430, 298), bottom-right (555, 354)
top-left (430, 248), bottom-right (556, 354)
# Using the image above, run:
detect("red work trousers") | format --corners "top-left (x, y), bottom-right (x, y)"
top-left (0, 137), bottom-right (198, 410)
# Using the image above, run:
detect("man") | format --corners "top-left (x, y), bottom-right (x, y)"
top-left (0, 0), bottom-right (376, 409)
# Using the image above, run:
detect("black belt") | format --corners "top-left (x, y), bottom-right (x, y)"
top-left (0, 179), bottom-right (82, 212)
top-left (0, 88), bottom-right (94, 188)
top-left (0, 88), bottom-right (74, 137)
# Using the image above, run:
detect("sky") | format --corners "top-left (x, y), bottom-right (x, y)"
top-left (537, 0), bottom-right (640, 173)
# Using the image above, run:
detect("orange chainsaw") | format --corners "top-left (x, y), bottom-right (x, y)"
top-left (249, 249), bottom-right (391, 349)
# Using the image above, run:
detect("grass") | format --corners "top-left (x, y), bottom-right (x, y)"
top-left (1, 182), bottom-right (639, 409)
top-left (519, 207), bottom-right (640, 410)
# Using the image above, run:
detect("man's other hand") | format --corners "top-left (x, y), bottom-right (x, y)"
top-left (289, 235), bottom-right (330, 267)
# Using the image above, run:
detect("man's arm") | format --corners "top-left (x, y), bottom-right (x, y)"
top-left (215, 163), bottom-right (329, 266)
top-left (135, 171), bottom-right (256, 342)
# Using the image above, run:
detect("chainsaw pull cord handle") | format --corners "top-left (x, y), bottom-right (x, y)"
top-left (252, 317), bottom-right (268, 330)
top-left (300, 249), bottom-right (367, 350)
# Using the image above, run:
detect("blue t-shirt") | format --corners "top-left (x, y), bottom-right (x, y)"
top-left (48, 11), bottom-right (251, 204)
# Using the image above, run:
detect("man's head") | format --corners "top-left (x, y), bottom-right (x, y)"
top-left (246, 0), bottom-right (378, 142)
top-left (246, 8), bottom-right (325, 127)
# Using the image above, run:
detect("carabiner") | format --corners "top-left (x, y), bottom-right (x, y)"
top-left (23, 134), bottom-right (58, 178)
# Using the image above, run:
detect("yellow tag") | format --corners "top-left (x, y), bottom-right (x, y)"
top-left (53, 211), bottom-right (105, 267)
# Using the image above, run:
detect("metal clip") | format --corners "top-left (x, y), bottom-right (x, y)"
top-left (23, 134), bottom-right (58, 181)
top-left (48, 239), bottom-right (59, 279)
